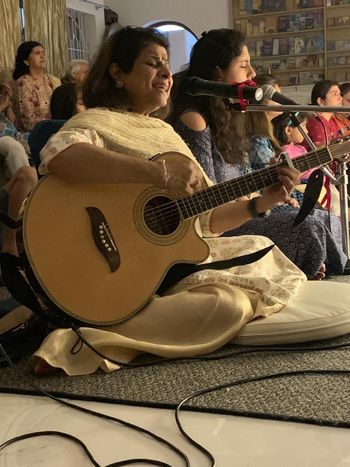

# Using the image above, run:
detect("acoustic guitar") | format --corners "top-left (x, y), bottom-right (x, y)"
top-left (23, 142), bottom-right (350, 325)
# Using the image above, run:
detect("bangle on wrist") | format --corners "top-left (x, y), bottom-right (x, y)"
top-left (247, 197), bottom-right (266, 218)
top-left (160, 158), bottom-right (171, 190)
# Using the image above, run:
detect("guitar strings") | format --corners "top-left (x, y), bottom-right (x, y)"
top-left (149, 143), bottom-right (345, 223)
top-left (143, 148), bottom-right (333, 226)
top-left (144, 142), bottom-right (347, 229)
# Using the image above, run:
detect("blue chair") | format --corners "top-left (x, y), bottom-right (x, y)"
top-left (28, 119), bottom-right (66, 170)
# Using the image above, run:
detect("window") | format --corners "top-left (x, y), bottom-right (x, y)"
top-left (147, 21), bottom-right (197, 74)
top-left (66, 8), bottom-right (97, 61)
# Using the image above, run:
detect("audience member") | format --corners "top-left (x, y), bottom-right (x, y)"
top-left (50, 82), bottom-right (86, 120)
top-left (335, 82), bottom-right (350, 136)
top-left (12, 41), bottom-right (60, 131)
top-left (306, 80), bottom-right (342, 147)
top-left (0, 166), bottom-right (37, 256)
top-left (0, 82), bottom-right (31, 179)
top-left (61, 59), bottom-right (89, 84)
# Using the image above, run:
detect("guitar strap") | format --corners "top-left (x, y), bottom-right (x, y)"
top-left (157, 243), bottom-right (275, 294)
top-left (293, 169), bottom-right (324, 228)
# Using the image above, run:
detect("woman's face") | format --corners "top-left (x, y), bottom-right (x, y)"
top-left (342, 90), bottom-right (350, 107)
top-left (319, 85), bottom-right (342, 107)
top-left (113, 43), bottom-right (172, 116)
top-left (219, 45), bottom-right (256, 84)
top-left (74, 64), bottom-right (89, 83)
top-left (26, 46), bottom-right (46, 71)
top-left (75, 90), bottom-right (86, 113)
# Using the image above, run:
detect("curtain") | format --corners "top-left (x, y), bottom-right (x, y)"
top-left (0, 0), bottom-right (21, 72)
top-left (24, 0), bottom-right (67, 80)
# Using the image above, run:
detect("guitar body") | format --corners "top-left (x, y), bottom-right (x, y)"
top-left (23, 175), bottom-right (209, 325)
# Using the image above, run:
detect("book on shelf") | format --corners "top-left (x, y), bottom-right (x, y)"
top-left (246, 39), bottom-right (257, 58)
top-left (252, 0), bottom-right (263, 14)
top-left (327, 0), bottom-right (350, 5)
top-left (256, 40), bottom-right (264, 57)
top-left (333, 16), bottom-right (350, 27)
top-left (287, 57), bottom-right (296, 69)
top-left (297, 0), bottom-right (322, 6)
top-left (295, 56), bottom-right (304, 68)
top-left (327, 40), bottom-right (336, 51)
top-left (278, 16), bottom-right (290, 32)
top-left (276, 37), bottom-right (288, 55)
top-left (261, 39), bottom-right (274, 56)
top-left (288, 74), bottom-right (298, 86)
top-left (306, 35), bottom-right (323, 53)
top-left (294, 37), bottom-right (306, 54)
top-left (272, 38), bottom-right (280, 55)
top-left (334, 71), bottom-right (347, 82)
top-left (264, 16), bottom-right (278, 34)
top-left (303, 54), bottom-right (319, 67)
top-left (261, 0), bottom-right (287, 11)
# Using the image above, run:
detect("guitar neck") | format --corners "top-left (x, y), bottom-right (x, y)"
top-left (177, 145), bottom-right (333, 220)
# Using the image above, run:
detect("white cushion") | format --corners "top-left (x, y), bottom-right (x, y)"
top-left (232, 281), bottom-right (350, 345)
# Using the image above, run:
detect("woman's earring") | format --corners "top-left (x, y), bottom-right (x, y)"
top-left (115, 80), bottom-right (123, 89)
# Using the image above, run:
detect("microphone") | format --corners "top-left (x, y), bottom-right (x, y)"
top-left (182, 77), bottom-right (264, 102)
top-left (261, 84), bottom-right (300, 105)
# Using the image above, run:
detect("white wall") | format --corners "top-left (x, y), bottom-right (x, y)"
top-left (106, 0), bottom-right (232, 37)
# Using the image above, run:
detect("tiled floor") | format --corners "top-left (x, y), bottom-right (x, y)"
top-left (1, 392), bottom-right (350, 466)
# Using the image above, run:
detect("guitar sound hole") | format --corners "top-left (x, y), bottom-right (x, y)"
top-left (144, 196), bottom-right (181, 235)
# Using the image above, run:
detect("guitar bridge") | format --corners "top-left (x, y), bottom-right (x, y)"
top-left (86, 207), bottom-right (120, 273)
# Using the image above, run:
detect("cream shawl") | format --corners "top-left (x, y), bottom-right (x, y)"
top-left (61, 108), bottom-right (212, 185)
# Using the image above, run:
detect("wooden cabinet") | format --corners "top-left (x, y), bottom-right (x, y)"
top-left (232, 0), bottom-right (350, 86)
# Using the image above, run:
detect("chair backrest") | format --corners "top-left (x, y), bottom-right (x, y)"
top-left (28, 119), bottom-right (66, 169)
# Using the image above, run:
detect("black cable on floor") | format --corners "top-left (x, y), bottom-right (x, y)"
top-left (0, 343), bottom-right (188, 467)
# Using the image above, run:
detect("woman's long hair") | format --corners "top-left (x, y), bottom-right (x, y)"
top-left (13, 41), bottom-right (42, 80)
top-left (169, 29), bottom-right (249, 164)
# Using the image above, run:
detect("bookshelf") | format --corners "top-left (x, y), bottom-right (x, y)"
top-left (233, 0), bottom-right (350, 86)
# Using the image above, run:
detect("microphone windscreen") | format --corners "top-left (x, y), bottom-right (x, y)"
top-left (261, 84), bottom-right (276, 100)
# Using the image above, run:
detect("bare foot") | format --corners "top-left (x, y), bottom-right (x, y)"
top-left (313, 262), bottom-right (326, 280)
top-left (33, 357), bottom-right (60, 376)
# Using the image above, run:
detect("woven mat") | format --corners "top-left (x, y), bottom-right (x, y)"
top-left (1, 333), bottom-right (350, 428)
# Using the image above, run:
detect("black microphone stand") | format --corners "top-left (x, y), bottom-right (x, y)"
top-left (228, 101), bottom-right (350, 266)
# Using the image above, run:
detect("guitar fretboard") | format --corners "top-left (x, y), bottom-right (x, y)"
top-left (177, 146), bottom-right (333, 219)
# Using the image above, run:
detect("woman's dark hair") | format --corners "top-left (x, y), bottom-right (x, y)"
top-left (50, 83), bottom-right (78, 119)
top-left (339, 82), bottom-right (350, 97)
top-left (254, 73), bottom-right (280, 88)
top-left (311, 79), bottom-right (338, 105)
top-left (13, 41), bottom-right (42, 80)
top-left (83, 27), bottom-right (169, 115)
top-left (272, 112), bottom-right (307, 145)
top-left (169, 29), bottom-right (249, 164)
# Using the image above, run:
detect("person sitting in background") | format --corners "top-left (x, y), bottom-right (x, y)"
top-left (0, 82), bottom-right (31, 179)
top-left (12, 41), bottom-right (60, 132)
top-left (32, 27), bottom-right (305, 376)
top-left (61, 59), bottom-right (89, 85)
top-left (334, 82), bottom-right (350, 137)
top-left (340, 82), bottom-right (350, 109)
top-left (272, 112), bottom-right (312, 180)
top-left (0, 166), bottom-right (37, 256)
top-left (169, 29), bottom-right (346, 279)
top-left (305, 80), bottom-right (342, 147)
top-left (50, 82), bottom-right (86, 120)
